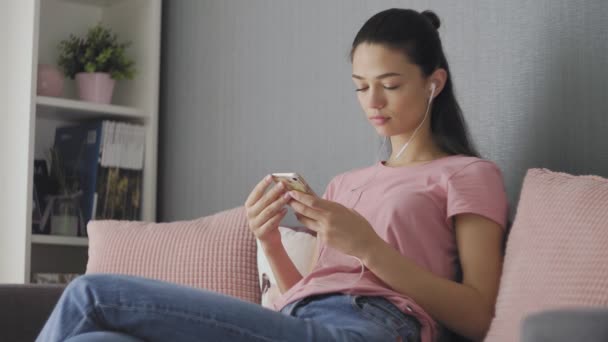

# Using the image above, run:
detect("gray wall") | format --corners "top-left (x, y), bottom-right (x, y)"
top-left (158, 1), bottom-right (608, 224)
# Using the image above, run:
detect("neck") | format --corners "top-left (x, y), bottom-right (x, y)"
top-left (387, 131), bottom-right (445, 165)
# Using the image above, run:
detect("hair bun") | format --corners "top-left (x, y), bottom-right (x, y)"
top-left (421, 10), bottom-right (441, 30)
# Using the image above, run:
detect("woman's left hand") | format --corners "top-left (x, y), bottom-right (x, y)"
top-left (286, 190), bottom-right (382, 260)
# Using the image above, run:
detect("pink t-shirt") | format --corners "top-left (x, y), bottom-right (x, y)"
top-left (272, 155), bottom-right (509, 342)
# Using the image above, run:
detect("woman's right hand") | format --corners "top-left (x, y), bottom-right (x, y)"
top-left (245, 175), bottom-right (291, 248)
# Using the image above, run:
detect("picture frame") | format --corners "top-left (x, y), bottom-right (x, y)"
top-left (32, 159), bottom-right (51, 234)
top-left (32, 184), bottom-right (43, 234)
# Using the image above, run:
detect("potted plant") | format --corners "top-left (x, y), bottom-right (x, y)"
top-left (57, 24), bottom-right (135, 104)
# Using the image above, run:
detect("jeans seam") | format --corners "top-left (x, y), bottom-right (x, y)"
top-left (350, 296), bottom-right (400, 338)
top-left (354, 296), bottom-right (410, 329)
top-left (366, 300), bottom-right (410, 330)
top-left (96, 303), bottom-right (280, 342)
top-left (62, 307), bottom-right (101, 341)
top-left (375, 304), bottom-right (421, 341)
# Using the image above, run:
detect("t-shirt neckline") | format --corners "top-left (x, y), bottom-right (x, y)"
top-left (378, 154), bottom-right (462, 170)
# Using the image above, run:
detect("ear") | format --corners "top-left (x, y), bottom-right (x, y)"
top-left (428, 68), bottom-right (448, 99)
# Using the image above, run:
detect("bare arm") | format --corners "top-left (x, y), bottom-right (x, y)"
top-left (361, 213), bottom-right (504, 341)
top-left (262, 230), bottom-right (320, 294)
top-left (259, 240), bottom-right (304, 294)
top-left (307, 236), bottom-right (321, 273)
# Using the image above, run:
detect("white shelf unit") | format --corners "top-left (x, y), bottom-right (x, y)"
top-left (37, 96), bottom-right (146, 121)
top-left (0, 0), bottom-right (161, 284)
top-left (31, 234), bottom-right (89, 247)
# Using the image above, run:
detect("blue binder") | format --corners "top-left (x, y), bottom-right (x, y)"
top-left (53, 121), bottom-right (103, 235)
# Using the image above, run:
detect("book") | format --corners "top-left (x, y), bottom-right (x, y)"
top-left (53, 121), bottom-right (103, 236)
top-left (53, 120), bottom-right (145, 231)
top-left (94, 121), bottom-right (145, 221)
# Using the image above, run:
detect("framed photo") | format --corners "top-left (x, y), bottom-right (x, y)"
top-left (32, 159), bottom-right (50, 234)
top-left (32, 184), bottom-right (43, 234)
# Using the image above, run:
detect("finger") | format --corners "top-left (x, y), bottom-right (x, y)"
top-left (245, 175), bottom-right (273, 208)
top-left (288, 191), bottom-right (328, 211)
top-left (253, 192), bottom-right (292, 229)
top-left (289, 198), bottom-right (324, 221)
top-left (250, 182), bottom-right (288, 219)
top-left (257, 208), bottom-right (288, 238)
top-left (294, 213), bottom-right (319, 232)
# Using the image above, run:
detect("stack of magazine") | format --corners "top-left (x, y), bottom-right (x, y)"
top-left (52, 120), bottom-right (145, 236)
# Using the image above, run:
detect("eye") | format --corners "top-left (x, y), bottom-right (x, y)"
top-left (355, 85), bottom-right (400, 92)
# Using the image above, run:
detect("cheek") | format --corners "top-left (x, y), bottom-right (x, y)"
top-left (396, 85), bottom-right (427, 108)
top-left (390, 92), bottom-right (418, 114)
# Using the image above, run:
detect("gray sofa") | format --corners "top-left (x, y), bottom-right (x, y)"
top-left (0, 284), bottom-right (64, 342)
top-left (1, 283), bottom-right (607, 341)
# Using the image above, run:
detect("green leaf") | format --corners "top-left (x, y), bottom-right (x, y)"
top-left (56, 23), bottom-right (136, 79)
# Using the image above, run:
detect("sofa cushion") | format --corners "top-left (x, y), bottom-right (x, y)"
top-left (86, 206), bottom-right (261, 304)
top-left (484, 168), bottom-right (608, 341)
top-left (256, 226), bottom-right (316, 308)
top-left (0, 284), bottom-right (65, 342)
top-left (521, 308), bottom-right (608, 342)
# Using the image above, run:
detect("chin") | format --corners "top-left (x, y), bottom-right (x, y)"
top-left (374, 127), bottom-right (394, 137)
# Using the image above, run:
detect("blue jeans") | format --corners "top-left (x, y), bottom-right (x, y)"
top-left (37, 274), bottom-right (421, 342)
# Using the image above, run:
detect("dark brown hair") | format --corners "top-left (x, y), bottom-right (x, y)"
top-left (350, 9), bottom-right (480, 158)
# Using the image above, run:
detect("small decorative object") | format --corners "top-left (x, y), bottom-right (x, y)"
top-left (45, 192), bottom-right (84, 236)
top-left (32, 159), bottom-right (53, 234)
top-left (57, 23), bottom-right (135, 104)
top-left (36, 64), bottom-right (64, 97)
top-left (39, 148), bottom-right (84, 236)
top-left (32, 184), bottom-right (43, 234)
top-left (32, 273), bottom-right (81, 284)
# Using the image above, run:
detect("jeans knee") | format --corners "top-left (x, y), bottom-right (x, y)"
top-left (66, 274), bottom-right (103, 291)
top-left (62, 274), bottom-right (118, 303)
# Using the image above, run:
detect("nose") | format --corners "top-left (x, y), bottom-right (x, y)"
top-left (367, 87), bottom-right (386, 110)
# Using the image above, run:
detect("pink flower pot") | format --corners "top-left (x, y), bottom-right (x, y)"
top-left (75, 72), bottom-right (116, 104)
top-left (37, 64), bottom-right (64, 97)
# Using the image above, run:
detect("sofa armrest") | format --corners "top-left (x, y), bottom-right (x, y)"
top-left (0, 284), bottom-right (66, 342)
top-left (522, 308), bottom-right (608, 342)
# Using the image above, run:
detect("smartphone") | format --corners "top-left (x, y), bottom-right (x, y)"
top-left (271, 173), bottom-right (317, 196)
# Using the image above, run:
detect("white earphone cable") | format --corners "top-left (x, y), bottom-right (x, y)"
top-left (314, 84), bottom-right (436, 290)
top-left (393, 84), bottom-right (436, 160)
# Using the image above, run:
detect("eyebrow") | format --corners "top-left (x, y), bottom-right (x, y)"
top-left (351, 72), bottom-right (402, 80)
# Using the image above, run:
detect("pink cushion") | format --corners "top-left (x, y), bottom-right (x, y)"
top-left (86, 206), bottom-right (261, 304)
top-left (485, 169), bottom-right (608, 341)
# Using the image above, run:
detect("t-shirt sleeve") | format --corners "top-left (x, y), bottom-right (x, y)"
top-left (446, 160), bottom-right (509, 230)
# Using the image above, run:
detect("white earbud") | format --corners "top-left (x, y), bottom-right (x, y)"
top-left (430, 82), bottom-right (436, 100)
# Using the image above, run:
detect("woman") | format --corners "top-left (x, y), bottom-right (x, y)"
top-left (37, 8), bottom-right (507, 342)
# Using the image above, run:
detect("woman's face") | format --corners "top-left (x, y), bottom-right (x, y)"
top-left (351, 43), bottom-right (431, 138)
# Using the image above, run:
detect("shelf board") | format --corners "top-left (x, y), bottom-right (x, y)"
top-left (60, 0), bottom-right (129, 8)
top-left (31, 234), bottom-right (89, 247)
top-left (36, 96), bottom-right (146, 122)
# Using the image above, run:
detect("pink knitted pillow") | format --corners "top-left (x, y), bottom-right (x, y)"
top-left (485, 169), bottom-right (608, 342)
top-left (86, 206), bottom-right (261, 304)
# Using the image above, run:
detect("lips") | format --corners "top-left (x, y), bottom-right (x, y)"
top-left (369, 116), bottom-right (390, 125)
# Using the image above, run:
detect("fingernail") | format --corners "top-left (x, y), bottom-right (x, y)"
top-left (283, 192), bottom-right (291, 199)
top-left (277, 182), bottom-right (285, 189)
top-left (265, 175), bottom-right (271, 182)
